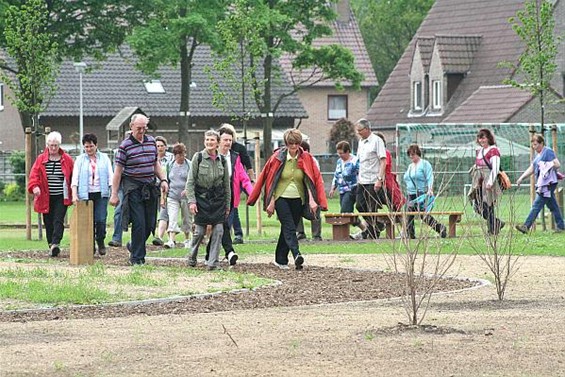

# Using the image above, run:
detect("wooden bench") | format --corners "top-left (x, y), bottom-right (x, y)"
top-left (324, 211), bottom-right (464, 241)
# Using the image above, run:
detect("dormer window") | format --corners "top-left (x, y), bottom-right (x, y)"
top-left (144, 80), bottom-right (165, 94)
top-left (413, 81), bottom-right (422, 111)
top-left (432, 80), bottom-right (442, 110)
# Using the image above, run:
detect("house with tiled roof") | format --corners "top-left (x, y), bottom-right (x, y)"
top-left (0, 45), bottom-right (307, 155)
top-left (280, 0), bottom-right (378, 154)
top-left (367, 0), bottom-right (565, 131)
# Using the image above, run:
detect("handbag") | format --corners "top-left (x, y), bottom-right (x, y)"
top-left (481, 151), bottom-right (511, 190)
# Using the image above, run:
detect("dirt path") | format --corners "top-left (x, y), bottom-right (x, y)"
top-left (1, 254), bottom-right (564, 377)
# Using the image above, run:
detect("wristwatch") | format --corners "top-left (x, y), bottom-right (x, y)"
top-left (377, 176), bottom-right (383, 182)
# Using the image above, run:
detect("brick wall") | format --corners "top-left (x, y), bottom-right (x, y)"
top-left (295, 86), bottom-right (370, 154)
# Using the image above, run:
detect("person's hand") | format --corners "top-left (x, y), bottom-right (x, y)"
top-left (160, 180), bottom-right (169, 195)
top-left (181, 190), bottom-right (186, 198)
top-left (329, 188), bottom-right (335, 198)
top-left (516, 177), bottom-right (523, 186)
top-left (309, 200), bottom-right (318, 213)
top-left (486, 182), bottom-right (493, 190)
top-left (266, 198), bottom-right (275, 217)
top-left (189, 202), bottom-right (198, 215)
top-left (373, 179), bottom-right (383, 191)
top-left (72, 194), bottom-right (79, 205)
top-left (32, 187), bottom-right (40, 197)
top-left (109, 192), bottom-right (119, 207)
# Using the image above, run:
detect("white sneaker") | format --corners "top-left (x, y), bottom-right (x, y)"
top-left (272, 261), bottom-right (289, 270)
top-left (183, 239), bottom-right (191, 249)
top-left (227, 251), bottom-right (238, 266)
top-left (164, 240), bottom-right (175, 249)
top-left (349, 231), bottom-right (363, 240)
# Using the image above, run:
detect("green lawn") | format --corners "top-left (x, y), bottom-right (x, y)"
top-left (1, 192), bottom-right (563, 257)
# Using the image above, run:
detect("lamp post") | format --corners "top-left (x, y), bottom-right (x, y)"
top-left (73, 62), bottom-right (87, 143)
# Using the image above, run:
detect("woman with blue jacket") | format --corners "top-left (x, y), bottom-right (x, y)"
top-left (403, 144), bottom-right (446, 239)
top-left (71, 133), bottom-right (114, 255)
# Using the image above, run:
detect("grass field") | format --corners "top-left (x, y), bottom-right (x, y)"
top-left (1, 190), bottom-right (563, 257)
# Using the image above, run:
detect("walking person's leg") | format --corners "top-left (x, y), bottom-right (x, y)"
top-left (545, 185), bottom-right (565, 230)
top-left (109, 189), bottom-right (123, 246)
top-left (50, 195), bottom-right (67, 256)
top-left (232, 207), bottom-right (244, 243)
top-left (188, 224), bottom-right (206, 266)
top-left (206, 223), bottom-right (224, 269)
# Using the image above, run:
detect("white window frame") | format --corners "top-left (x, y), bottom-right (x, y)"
top-left (328, 95), bottom-right (348, 120)
top-left (0, 83), bottom-right (4, 111)
top-left (413, 81), bottom-right (422, 111)
top-left (432, 80), bottom-right (442, 110)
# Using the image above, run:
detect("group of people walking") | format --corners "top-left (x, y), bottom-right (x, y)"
top-left (26, 115), bottom-right (563, 270)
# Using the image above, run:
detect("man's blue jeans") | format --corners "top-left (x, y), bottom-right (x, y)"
top-left (128, 186), bottom-right (157, 264)
top-left (111, 189), bottom-right (124, 243)
top-left (524, 184), bottom-right (565, 230)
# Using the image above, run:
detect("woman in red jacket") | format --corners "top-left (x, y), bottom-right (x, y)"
top-left (27, 131), bottom-right (74, 257)
top-left (248, 129), bottom-right (327, 270)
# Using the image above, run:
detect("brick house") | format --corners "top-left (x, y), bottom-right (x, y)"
top-left (281, 0), bottom-right (378, 154)
top-left (367, 0), bottom-right (565, 134)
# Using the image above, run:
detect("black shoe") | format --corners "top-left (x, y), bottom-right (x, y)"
top-left (313, 236), bottom-right (322, 241)
top-left (294, 254), bottom-right (304, 270)
top-left (233, 237), bottom-right (244, 245)
top-left (296, 233), bottom-right (307, 240)
top-left (440, 226), bottom-right (447, 238)
top-left (152, 237), bottom-right (164, 246)
top-left (108, 240), bottom-right (122, 247)
top-left (515, 224), bottom-right (528, 234)
top-left (50, 244), bottom-right (60, 257)
top-left (98, 246), bottom-right (107, 256)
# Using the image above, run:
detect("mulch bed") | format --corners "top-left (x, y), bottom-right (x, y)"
top-left (0, 247), bottom-right (478, 323)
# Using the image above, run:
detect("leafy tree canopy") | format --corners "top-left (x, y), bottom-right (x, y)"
top-left (351, 0), bottom-right (434, 94)
top-left (216, 0), bottom-right (363, 157)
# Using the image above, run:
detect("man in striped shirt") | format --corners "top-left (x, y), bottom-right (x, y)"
top-left (110, 114), bottom-right (169, 265)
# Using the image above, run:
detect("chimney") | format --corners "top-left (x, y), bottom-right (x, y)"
top-left (336, 0), bottom-right (352, 24)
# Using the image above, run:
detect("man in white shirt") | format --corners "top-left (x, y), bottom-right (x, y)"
top-left (355, 118), bottom-right (387, 238)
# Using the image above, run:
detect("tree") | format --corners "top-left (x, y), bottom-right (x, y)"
top-left (350, 0), bottom-right (434, 97)
top-left (503, 0), bottom-right (559, 133)
top-left (127, 0), bottom-right (227, 146)
top-left (0, 0), bottom-right (58, 136)
top-left (216, 0), bottom-right (363, 158)
top-left (502, 0), bottom-right (560, 231)
top-left (0, 0), bottom-right (151, 132)
top-left (328, 118), bottom-right (356, 153)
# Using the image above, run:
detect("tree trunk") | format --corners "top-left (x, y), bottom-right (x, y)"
top-left (178, 37), bottom-right (191, 146)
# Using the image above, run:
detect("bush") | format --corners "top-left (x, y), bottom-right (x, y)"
top-left (3, 183), bottom-right (25, 201)
top-left (8, 151), bottom-right (26, 191)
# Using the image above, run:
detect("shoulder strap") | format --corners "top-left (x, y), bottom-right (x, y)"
top-left (481, 149), bottom-right (493, 170)
top-left (194, 151), bottom-right (203, 178)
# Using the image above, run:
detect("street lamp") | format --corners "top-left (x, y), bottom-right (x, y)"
top-left (73, 62), bottom-right (87, 144)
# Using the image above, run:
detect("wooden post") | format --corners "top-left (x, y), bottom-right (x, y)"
top-left (551, 125), bottom-right (562, 224)
top-left (25, 128), bottom-right (32, 240)
top-left (254, 132), bottom-right (262, 234)
top-left (528, 125), bottom-right (537, 229)
top-left (70, 201), bottom-right (94, 265)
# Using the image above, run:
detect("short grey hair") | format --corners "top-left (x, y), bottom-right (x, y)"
top-left (204, 130), bottom-right (220, 142)
top-left (130, 113), bottom-right (149, 125)
top-left (46, 131), bottom-right (62, 145)
top-left (355, 118), bottom-right (371, 129)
